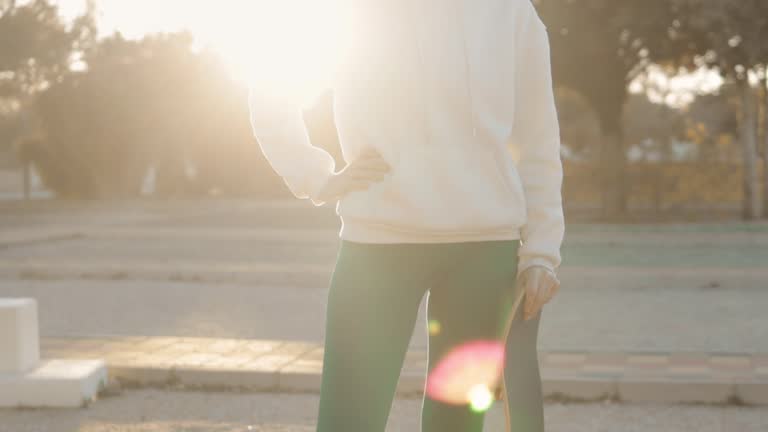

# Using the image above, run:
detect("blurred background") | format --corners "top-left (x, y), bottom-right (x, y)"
top-left (1, 1), bottom-right (767, 430)
top-left (0, 0), bottom-right (765, 219)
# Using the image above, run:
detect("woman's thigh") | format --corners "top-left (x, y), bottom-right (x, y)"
top-left (421, 240), bottom-right (540, 432)
top-left (316, 240), bottom-right (434, 432)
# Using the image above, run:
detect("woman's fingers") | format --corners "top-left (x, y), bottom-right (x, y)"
top-left (315, 149), bottom-right (392, 202)
top-left (522, 268), bottom-right (561, 320)
top-left (523, 271), bottom-right (540, 320)
top-left (347, 167), bottom-right (390, 181)
top-left (354, 156), bottom-right (391, 174)
top-left (344, 153), bottom-right (392, 189)
top-left (545, 276), bottom-right (560, 303)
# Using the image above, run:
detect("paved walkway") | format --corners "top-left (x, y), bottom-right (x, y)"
top-left (41, 335), bottom-right (768, 405)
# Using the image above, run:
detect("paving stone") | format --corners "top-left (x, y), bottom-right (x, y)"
top-left (102, 351), bottom-right (145, 364)
top-left (133, 337), bottom-right (184, 353)
top-left (114, 355), bottom-right (169, 368)
top-left (169, 353), bottom-right (225, 367)
top-left (235, 340), bottom-right (285, 357)
top-left (158, 342), bottom-right (201, 356)
top-left (265, 341), bottom-right (317, 358)
top-left (243, 353), bottom-right (298, 372)
top-left (36, 336), bottom-right (768, 405)
top-left (204, 354), bottom-right (254, 369)
top-left (295, 346), bottom-right (325, 361)
top-left (205, 339), bottom-right (244, 354)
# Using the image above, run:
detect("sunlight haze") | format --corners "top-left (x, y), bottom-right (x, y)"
top-left (48, 0), bottom-right (720, 103)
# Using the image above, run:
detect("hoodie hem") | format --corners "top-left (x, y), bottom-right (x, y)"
top-left (339, 217), bottom-right (523, 244)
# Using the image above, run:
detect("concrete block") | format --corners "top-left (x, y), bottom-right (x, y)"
top-left (0, 359), bottom-right (108, 408)
top-left (0, 298), bottom-right (40, 373)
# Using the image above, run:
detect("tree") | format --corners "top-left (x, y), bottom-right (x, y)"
top-left (681, 0), bottom-right (768, 219)
top-left (681, 85), bottom-right (740, 163)
top-left (535, 0), bottom-right (701, 220)
top-left (0, 0), bottom-right (95, 96)
top-left (32, 33), bottom-right (268, 198)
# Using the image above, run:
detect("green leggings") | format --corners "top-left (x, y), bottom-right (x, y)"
top-left (316, 239), bottom-right (544, 432)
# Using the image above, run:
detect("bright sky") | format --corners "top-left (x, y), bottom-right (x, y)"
top-left (47, 0), bottom-right (721, 105)
top-left (49, 0), bottom-right (344, 90)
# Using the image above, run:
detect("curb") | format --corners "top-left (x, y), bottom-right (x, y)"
top-left (41, 335), bottom-right (768, 405)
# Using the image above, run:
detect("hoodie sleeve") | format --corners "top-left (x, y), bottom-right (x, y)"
top-left (248, 83), bottom-right (337, 207)
top-left (247, 16), bottom-right (339, 207)
top-left (509, 3), bottom-right (565, 275)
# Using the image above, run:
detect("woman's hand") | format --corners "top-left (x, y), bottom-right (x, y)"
top-left (518, 265), bottom-right (560, 320)
top-left (315, 147), bottom-right (392, 203)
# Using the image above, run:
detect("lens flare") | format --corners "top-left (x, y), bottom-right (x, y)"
top-left (468, 384), bottom-right (495, 412)
top-left (425, 339), bottom-right (505, 406)
top-left (428, 319), bottom-right (442, 335)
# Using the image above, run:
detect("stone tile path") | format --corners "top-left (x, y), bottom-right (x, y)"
top-left (41, 335), bottom-right (768, 405)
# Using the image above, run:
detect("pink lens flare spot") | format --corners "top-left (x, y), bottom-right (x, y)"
top-left (425, 339), bottom-right (506, 406)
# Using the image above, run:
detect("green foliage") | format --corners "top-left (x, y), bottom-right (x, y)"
top-left (677, 0), bottom-right (768, 79)
top-left (623, 93), bottom-right (686, 159)
top-left (0, 0), bottom-right (95, 96)
top-left (535, 0), bottom-right (697, 130)
top-left (30, 33), bottom-right (270, 199)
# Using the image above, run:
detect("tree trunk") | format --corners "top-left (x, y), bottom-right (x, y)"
top-left (22, 162), bottom-right (30, 200)
top-left (760, 70), bottom-right (768, 219)
top-left (738, 79), bottom-right (760, 220)
top-left (598, 125), bottom-right (627, 221)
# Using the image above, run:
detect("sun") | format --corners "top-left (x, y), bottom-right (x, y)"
top-left (195, 1), bottom-right (348, 96)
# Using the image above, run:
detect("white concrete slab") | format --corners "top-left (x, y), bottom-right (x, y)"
top-left (0, 359), bottom-right (108, 408)
top-left (0, 298), bottom-right (40, 373)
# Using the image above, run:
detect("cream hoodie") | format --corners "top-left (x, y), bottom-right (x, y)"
top-left (248, 0), bottom-right (564, 275)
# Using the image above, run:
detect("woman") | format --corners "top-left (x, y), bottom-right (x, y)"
top-left (248, 0), bottom-right (563, 431)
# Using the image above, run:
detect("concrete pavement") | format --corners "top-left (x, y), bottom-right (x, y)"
top-left (1, 388), bottom-right (766, 432)
top-left (1, 199), bottom-right (767, 426)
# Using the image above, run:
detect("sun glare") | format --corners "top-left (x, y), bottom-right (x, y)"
top-left (54, 0), bottom-right (346, 93)
top-left (195, 2), bottom-right (346, 91)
